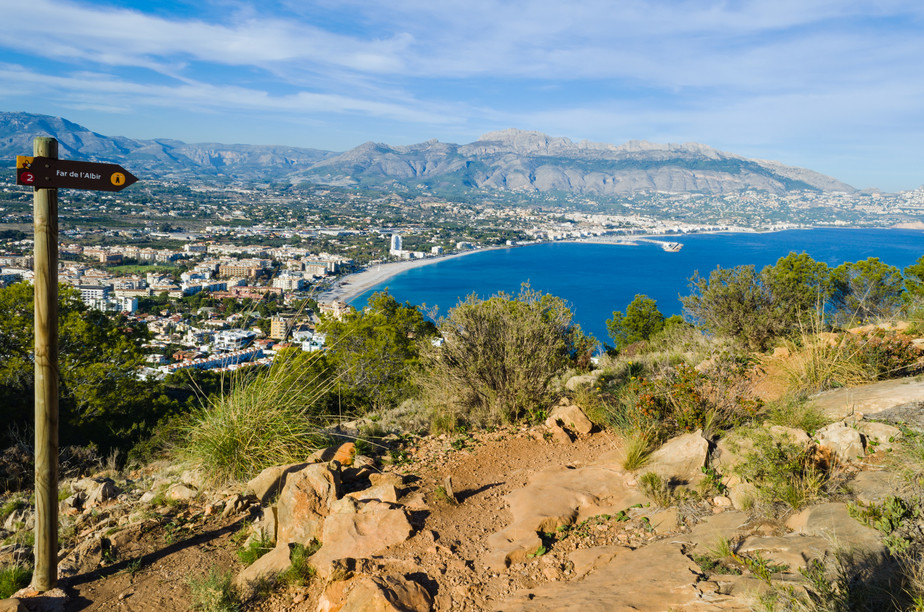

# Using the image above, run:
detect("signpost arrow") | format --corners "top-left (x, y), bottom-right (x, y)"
top-left (17, 156), bottom-right (138, 191)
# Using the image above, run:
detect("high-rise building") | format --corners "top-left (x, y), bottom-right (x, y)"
top-left (390, 234), bottom-right (403, 254)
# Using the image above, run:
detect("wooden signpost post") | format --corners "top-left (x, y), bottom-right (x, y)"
top-left (16, 137), bottom-right (138, 591)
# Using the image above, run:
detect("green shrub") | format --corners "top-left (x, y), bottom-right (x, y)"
top-left (0, 563), bottom-right (31, 599)
top-left (734, 430), bottom-right (833, 510)
top-left (418, 285), bottom-right (594, 427)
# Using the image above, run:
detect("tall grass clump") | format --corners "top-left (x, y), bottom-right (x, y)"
top-left (187, 566), bottom-right (241, 612)
top-left (780, 328), bottom-right (922, 396)
top-left (180, 348), bottom-right (334, 485)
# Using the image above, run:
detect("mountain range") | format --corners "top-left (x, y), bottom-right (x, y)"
top-left (1, 112), bottom-right (856, 195)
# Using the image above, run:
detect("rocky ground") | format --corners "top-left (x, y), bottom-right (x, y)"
top-left (2, 375), bottom-right (924, 611)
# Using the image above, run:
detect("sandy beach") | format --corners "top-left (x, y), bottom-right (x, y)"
top-left (318, 248), bottom-right (498, 303)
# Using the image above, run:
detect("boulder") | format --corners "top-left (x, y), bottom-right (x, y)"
top-left (0, 599), bottom-right (26, 612)
top-left (728, 483), bottom-right (758, 511)
top-left (643, 430), bottom-right (709, 485)
top-left (545, 402), bottom-right (594, 435)
top-left (75, 477), bottom-right (119, 507)
top-left (276, 463), bottom-right (341, 546)
top-left (815, 422), bottom-right (866, 463)
top-left (310, 508), bottom-right (413, 577)
top-left (317, 574), bottom-right (433, 612)
top-left (246, 462), bottom-right (308, 505)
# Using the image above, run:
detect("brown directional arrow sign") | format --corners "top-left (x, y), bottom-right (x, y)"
top-left (17, 156), bottom-right (138, 191)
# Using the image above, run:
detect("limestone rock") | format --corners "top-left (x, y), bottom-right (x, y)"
top-left (3, 509), bottom-right (34, 532)
top-left (0, 598), bottom-right (26, 612)
top-left (310, 509), bottom-right (413, 577)
top-left (809, 377), bottom-right (924, 420)
top-left (235, 544), bottom-right (291, 593)
top-left (368, 473), bottom-right (404, 489)
top-left (317, 574), bottom-right (432, 612)
top-left (643, 430), bottom-right (709, 485)
top-left (849, 471), bottom-right (895, 505)
top-left (75, 477), bottom-right (119, 507)
top-left (738, 534), bottom-right (834, 571)
top-left (497, 540), bottom-right (726, 611)
top-left (728, 483), bottom-right (758, 511)
top-left (9, 587), bottom-right (68, 612)
top-left (276, 463), bottom-right (341, 546)
top-left (815, 422), bottom-right (866, 463)
top-left (765, 425), bottom-right (810, 447)
top-left (484, 464), bottom-right (645, 570)
top-left (786, 503), bottom-right (885, 555)
top-left (856, 421), bottom-right (902, 452)
top-left (246, 462), bottom-right (308, 505)
top-left (545, 402), bottom-right (594, 435)
top-left (346, 484), bottom-right (399, 504)
top-left (165, 483), bottom-right (198, 502)
top-left (567, 545), bottom-right (629, 578)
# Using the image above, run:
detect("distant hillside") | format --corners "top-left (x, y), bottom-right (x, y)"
top-left (299, 128), bottom-right (856, 195)
top-left (1, 113), bottom-right (855, 194)
top-left (0, 112), bottom-right (336, 181)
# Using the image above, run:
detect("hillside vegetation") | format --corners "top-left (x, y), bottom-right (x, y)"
top-left (2, 250), bottom-right (924, 609)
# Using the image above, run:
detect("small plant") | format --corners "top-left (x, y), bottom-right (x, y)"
top-left (699, 466), bottom-right (728, 497)
top-left (638, 472), bottom-right (672, 506)
top-left (527, 544), bottom-right (548, 558)
top-left (434, 485), bottom-right (458, 505)
top-left (279, 540), bottom-right (321, 587)
top-left (848, 495), bottom-right (921, 555)
top-left (121, 558), bottom-right (143, 578)
top-left (0, 563), bottom-right (32, 599)
top-left (736, 550), bottom-right (788, 584)
top-left (237, 530), bottom-right (274, 566)
top-left (188, 566), bottom-right (241, 612)
top-left (621, 431), bottom-right (654, 471)
top-left (0, 497), bottom-right (25, 525)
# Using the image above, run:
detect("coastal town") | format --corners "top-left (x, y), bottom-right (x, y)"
top-left (2, 175), bottom-right (924, 377)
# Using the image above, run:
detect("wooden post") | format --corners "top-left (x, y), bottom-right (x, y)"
top-left (32, 137), bottom-right (59, 591)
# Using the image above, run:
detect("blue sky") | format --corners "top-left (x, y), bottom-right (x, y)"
top-left (2, 0), bottom-right (923, 191)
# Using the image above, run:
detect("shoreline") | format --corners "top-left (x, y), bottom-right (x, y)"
top-left (318, 247), bottom-right (503, 303)
top-left (319, 225), bottom-right (920, 304)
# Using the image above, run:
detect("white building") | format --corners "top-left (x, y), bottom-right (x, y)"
top-left (390, 234), bottom-right (403, 255)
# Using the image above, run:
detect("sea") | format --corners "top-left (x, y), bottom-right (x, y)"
top-left (348, 228), bottom-right (924, 345)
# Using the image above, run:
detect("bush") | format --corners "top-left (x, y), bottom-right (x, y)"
top-left (418, 285), bottom-right (595, 427)
top-left (179, 349), bottom-right (332, 485)
top-left (606, 294), bottom-right (666, 352)
top-left (0, 563), bottom-right (31, 599)
top-left (681, 265), bottom-right (779, 351)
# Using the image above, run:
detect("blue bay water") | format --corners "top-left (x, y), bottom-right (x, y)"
top-left (349, 228), bottom-right (924, 345)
